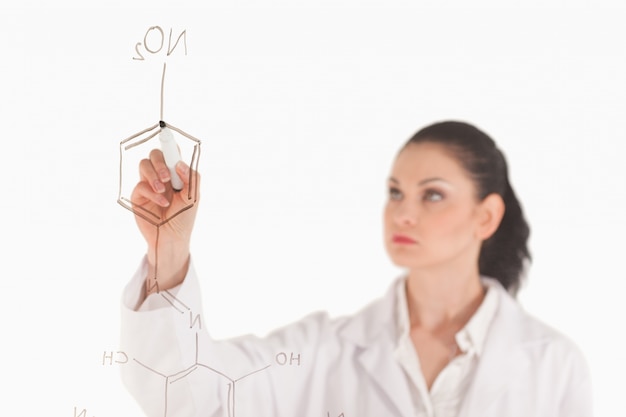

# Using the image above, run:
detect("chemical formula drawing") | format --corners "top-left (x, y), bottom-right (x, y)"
top-left (114, 25), bottom-right (275, 417)
top-left (118, 25), bottom-right (201, 296)
top-left (87, 25), bottom-right (325, 417)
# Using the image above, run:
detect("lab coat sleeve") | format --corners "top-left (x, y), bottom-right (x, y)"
top-left (119, 257), bottom-right (224, 416)
top-left (119, 257), bottom-right (335, 417)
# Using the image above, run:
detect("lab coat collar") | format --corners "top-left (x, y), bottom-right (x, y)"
top-left (339, 278), bottom-right (414, 417)
top-left (337, 276), bottom-right (413, 415)
top-left (338, 276), bottom-right (536, 415)
top-left (338, 276), bottom-right (519, 347)
top-left (337, 277), bottom-right (400, 348)
top-left (458, 278), bottom-right (533, 415)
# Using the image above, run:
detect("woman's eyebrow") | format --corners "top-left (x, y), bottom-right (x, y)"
top-left (388, 177), bottom-right (449, 186)
top-left (418, 177), bottom-right (448, 186)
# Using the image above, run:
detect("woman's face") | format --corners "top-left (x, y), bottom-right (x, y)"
top-left (384, 142), bottom-right (490, 272)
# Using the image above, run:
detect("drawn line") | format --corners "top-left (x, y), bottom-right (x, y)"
top-left (196, 363), bottom-right (234, 381)
top-left (159, 293), bottom-right (185, 314)
top-left (168, 123), bottom-right (202, 143)
top-left (189, 144), bottom-right (200, 201)
top-left (195, 332), bottom-right (199, 364)
top-left (120, 122), bottom-right (159, 145)
top-left (234, 364), bottom-right (273, 382)
top-left (133, 358), bottom-right (167, 378)
top-left (124, 129), bottom-right (159, 151)
top-left (146, 281), bottom-right (160, 296)
top-left (163, 377), bottom-right (169, 417)
top-left (164, 289), bottom-right (191, 310)
top-left (153, 225), bottom-right (160, 294)
top-left (117, 201), bottom-right (161, 226)
top-left (155, 204), bottom-right (196, 227)
top-left (169, 366), bottom-right (198, 384)
top-left (120, 197), bottom-right (162, 220)
top-left (161, 63), bottom-right (166, 121)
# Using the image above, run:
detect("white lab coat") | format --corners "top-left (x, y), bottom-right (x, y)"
top-left (120, 259), bottom-right (593, 417)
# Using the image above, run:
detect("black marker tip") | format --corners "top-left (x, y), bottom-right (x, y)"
top-left (159, 120), bottom-right (166, 128)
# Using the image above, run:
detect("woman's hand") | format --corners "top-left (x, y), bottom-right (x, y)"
top-left (130, 149), bottom-right (200, 293)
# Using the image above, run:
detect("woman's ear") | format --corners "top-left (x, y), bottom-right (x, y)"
top-left (477, 193), bottom-right (506, 240)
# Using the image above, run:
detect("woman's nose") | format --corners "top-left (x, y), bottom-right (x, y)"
top-left (393, 201), bottom-right (418, 226)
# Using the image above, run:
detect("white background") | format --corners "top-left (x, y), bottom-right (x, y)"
top-left (1, 1), bottom-right (624, 416)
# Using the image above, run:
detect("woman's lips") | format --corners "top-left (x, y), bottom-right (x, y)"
top-left (392, 234), bottom-right (417, 244)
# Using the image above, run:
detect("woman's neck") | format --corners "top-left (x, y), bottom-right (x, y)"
top-left (405, 267), bottom-right (485, 331)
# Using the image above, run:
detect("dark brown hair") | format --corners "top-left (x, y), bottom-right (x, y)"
top-left (405, 120), bottom-right (531, 296)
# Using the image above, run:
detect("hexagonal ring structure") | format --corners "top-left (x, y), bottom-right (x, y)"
top-left (118, 121), bottom-right (201, 226)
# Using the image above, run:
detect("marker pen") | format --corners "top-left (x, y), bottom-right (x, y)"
top-left (159, 121), bottom-right (184, 191)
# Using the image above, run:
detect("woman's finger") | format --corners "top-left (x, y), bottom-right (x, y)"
top-left (175, 161), bottom-right (202, 199)
top-left (139, 158), bottom-right (167, 194)
top-left (131, 180), bottom-right (170, 208)
top-left (149, 149), bottom-right (172, 184)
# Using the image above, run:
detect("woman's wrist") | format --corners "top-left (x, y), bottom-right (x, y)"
top-left (146, 241), bottom-right (190, 294)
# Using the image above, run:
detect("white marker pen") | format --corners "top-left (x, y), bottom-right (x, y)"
top-left (159, 121), bottom-right (184, 191)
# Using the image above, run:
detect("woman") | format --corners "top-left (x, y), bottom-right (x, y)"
top-left (120, 121), bottom-right (593, 416)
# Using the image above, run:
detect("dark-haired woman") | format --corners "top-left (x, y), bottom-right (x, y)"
top-left (120, 121), bottom-right (592, 416)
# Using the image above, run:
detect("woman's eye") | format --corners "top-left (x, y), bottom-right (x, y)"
top-left (389, 187), bottom-right (402, 200)
top-left (423, 189), bottom-right (444, 202)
